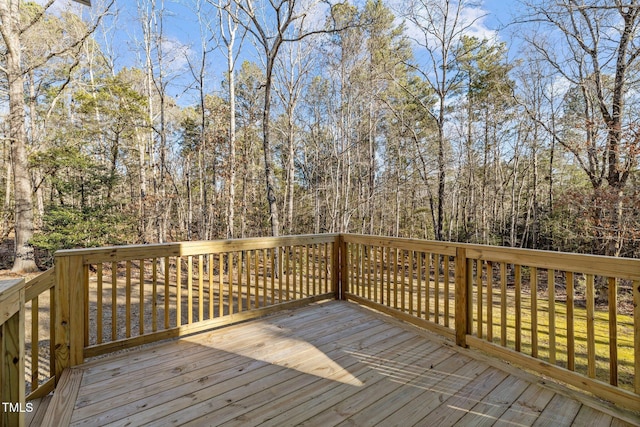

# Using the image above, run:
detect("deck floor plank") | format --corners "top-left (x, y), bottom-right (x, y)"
top-left (36, 301), bottom-right (637, 427)
top-left (334, 350), bottom-right (475, 427)
top-left (455, 374), bottom-right (531, 426)
top-left (26, 395), bottom-right (52, 427)
top-left (204, 325), bottom-right (430, 426)
top-left (492, 383), bottom-right (557, 426)
top-left (532, 393), bottom-right (583, 427)
top-left (409, 366), bottom-right (510, 426)
top-left (572, 405), bottom-right (614, 426)
top-left (184, 334), bottom-right (437, 426)
top-left (72, 303), bottom-right (382, 425)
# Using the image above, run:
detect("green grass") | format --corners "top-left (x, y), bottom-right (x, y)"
top-left (350, 279), bottom-right (635, 392)
top-left (469, 290), bottom-right (635, 391)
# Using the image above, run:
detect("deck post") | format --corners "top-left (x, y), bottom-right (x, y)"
top-left (333, 235), bottom-right (343, 300)
top-left (54, 254), bottom-right (86, 383)
top-left (454, 247), bottom-right (468, 348)
top-left (0, 279), bottom-right (25, 427)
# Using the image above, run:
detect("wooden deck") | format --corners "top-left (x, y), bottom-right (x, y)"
top-left (34, 301), bottom-right (638, 426)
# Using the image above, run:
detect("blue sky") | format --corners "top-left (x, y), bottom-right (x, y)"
top-left (84, 0), bottom-right (525, 105)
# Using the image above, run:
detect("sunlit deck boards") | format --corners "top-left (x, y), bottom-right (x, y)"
top-left (44, 301), bottom-right (637, 426)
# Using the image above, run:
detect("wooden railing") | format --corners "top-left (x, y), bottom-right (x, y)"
top-left (55, 234), bottom-right (339, 360)
top-left (341, 235), bottom-right (457, 339)
top-left (342, 235), bottom-right (640, 412)
top-left (24, 268), bottom-right (56, 401)
top-left (1, 233), bottom-right (639, 418)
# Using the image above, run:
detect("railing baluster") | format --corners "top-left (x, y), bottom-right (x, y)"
top-left (229, 253), bottom-right (235, 314)
top-left (417, 252), bottom-right (422, 319)
top-left (477, 260), bottom-right (483, 340)
top-left (586, 274), bottom-right (596, 378)
top-left (97, 263), bottom-right (103, 344)
top-left (515, 264), bottom-right (521, 352)
top-left (198, 255), bottom-right (204, 322)
top-left (386, 247), bottom-right (391, 308)
top-left (426, 253), bottom-right (432, 321)
top-left (500, 262), bottom-right (507, 347)
top-left (367, 245), bottom-right (372, 301)
top-left (176, 256), bottom-right (182, 325)
top-left (435, 254), bottom-right (440, 325)
top-left (246, 250), bottom-right (252, 309)
top-left (209, 254), bottom-right (214, 320)
top-left (444, 256), bottom-right (450, 327)
top-left (140, 259), bottom-right (145, 335)
top-left (278, 247), bottom-right (283, 303)
top-left (269, 249), bottom-right (275, 305)
top-left (408, 250), bottom-right (414, 316)
top-left (187, 256), bottom-right (193, 324)
top-left (49, 286), bottom-right (56, 382)
top-left (401, 250), bottom-right (406, 312)
top-left (634, 279), bottom-right (640, 394)
top-left (258, 249), bottom-right (269, 307)
top-left (111, 262), bottom-right (117, 341)
top-left (84, 264), bottom-right (89, 350)
top-left (486, 261), bottom-right (493, 342)
top-left (531, 267), bottom-right (538, 358)
top-left (548, 269), bottom-right (556, 364)
top-left (566, 271), bottom-right (574, 370)
top-left (299, 246), bottom-right (304, 299)
top-left (152, 258), bottom-right (158, 332)
top-left (164, 257), bottom-right (170, 329)
top-left (255, 248), bottom-right (259, 305)
top-left (238, 252), bottom-right (244, 312)
top-left (285, 247), bottom-right (290, 302)
top-left (31, 295), bottom-right (39, 391)
top-left (126, 261), bottom-right (132, 336)
top-left (219, 253), bottom-right (225, 316)
top-left (608, 277), bottom-right (617, 386)
top-left (306, 245), bottom-right (310, 297)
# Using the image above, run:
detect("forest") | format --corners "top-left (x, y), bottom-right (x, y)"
top-left (0, 0), bottom-right (639, 272)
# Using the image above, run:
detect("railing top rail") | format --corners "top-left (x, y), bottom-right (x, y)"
top-left (341, 234), bottom-right (458, 256)
top-left (0, 278), bottom-right (25, 298)
top-left (459, 243), bottom-right (640, 281)
top-left (54, 232), bottom-right (640, 279)
top-left (55, 234), bottom-right (340, 264)
top-left (0, 278), bottom-right (25, 324)
top-left (343, 234), bottom-right (640, 281)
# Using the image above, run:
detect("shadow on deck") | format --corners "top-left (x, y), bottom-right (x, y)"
top-left (31, 301), bottom-right (639, 427)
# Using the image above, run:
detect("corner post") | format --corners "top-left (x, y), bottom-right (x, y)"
top-left (54, 254), bottom-right (86, 383)
top-left (332, 235), bottom-right (342, 300)
top-left (455, 247), bottom-right (469, 348)
top-left (339, 235), bottom-right (349, 300)
top-left (0, 279), bottom-right (25, 427)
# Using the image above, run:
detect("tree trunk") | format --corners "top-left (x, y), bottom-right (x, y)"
top-left (261, 56), bottom-right (281, 237)
top-left (1, 1), bottom-right (38, 271)
top-left (227, 41), bottom-right (237, 239)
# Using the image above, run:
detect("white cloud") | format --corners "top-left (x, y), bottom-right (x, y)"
top-left (459, 6), bottom-right (497, 42)
top-left (390, 0), bottom-right (497, 48)
top-left (159, 36), bottom-right (192, 75)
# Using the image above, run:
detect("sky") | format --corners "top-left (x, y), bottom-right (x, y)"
top-left (66, 0), bottom-right (527, 105)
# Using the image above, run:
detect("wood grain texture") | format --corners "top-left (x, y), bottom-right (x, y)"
top-left (40, 368), bottom-right (83, 427)
top-left (35, 301), bottom-right (635, 427)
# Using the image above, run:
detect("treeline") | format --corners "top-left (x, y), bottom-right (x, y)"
top-left (1, 0), bottom-right (639, 270)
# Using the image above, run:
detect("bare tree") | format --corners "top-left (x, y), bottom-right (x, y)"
top-left (403, 0), bottom-right (482, 241)
top-left (229, 0), bottom-right (346, 236)
top-left (210, 0), bottom-right (246, 238)
top-left (522, 0), bottom-right (640, 256)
